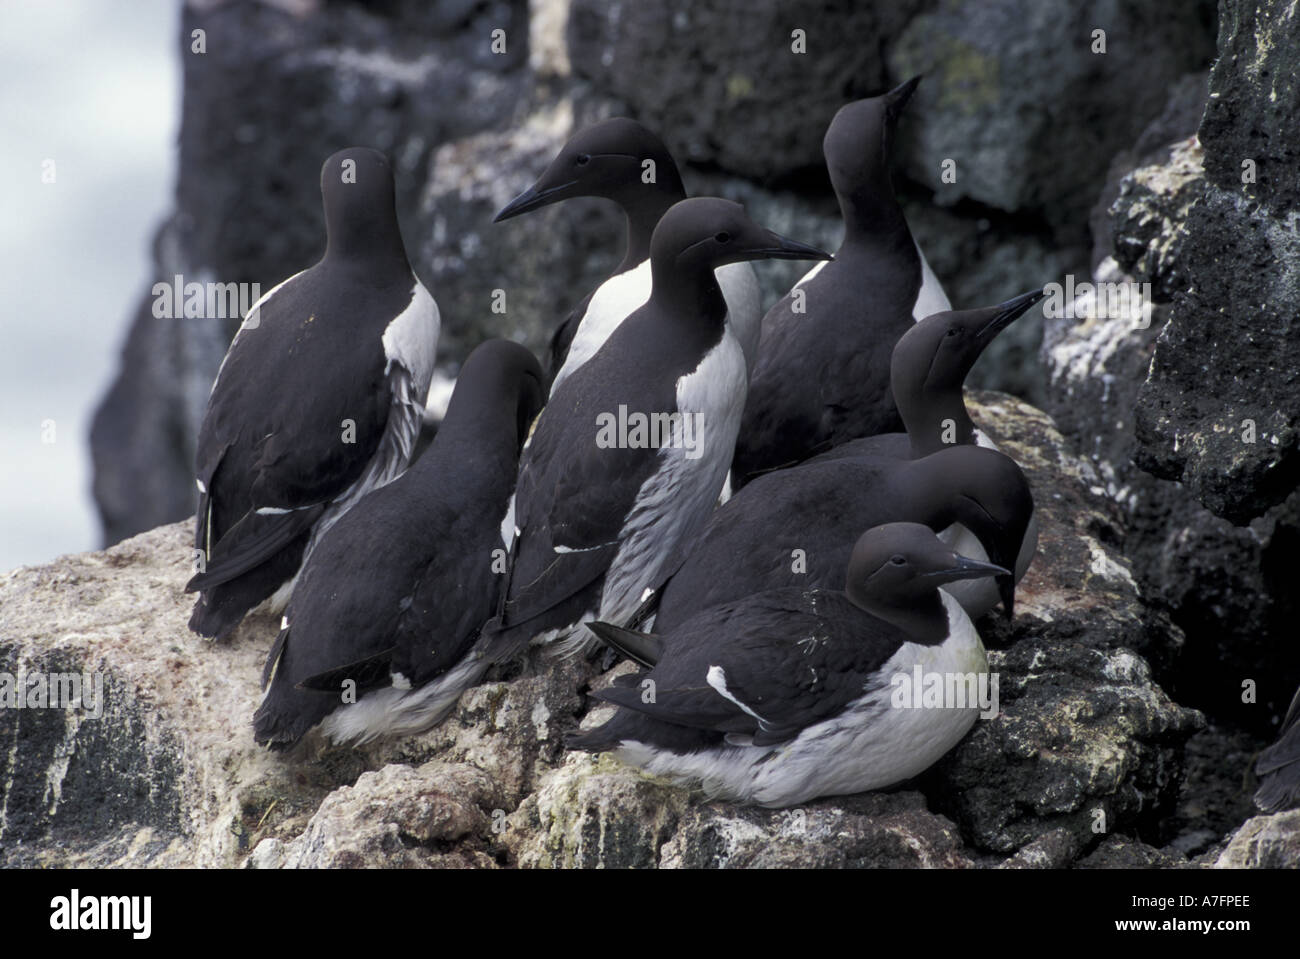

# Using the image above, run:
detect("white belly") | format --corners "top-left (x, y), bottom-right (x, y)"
top-left (551, 262), bottom-right (652, 395)
top-left (318, 651), bottom-right (488, 745)
top-left (715, 261), bottom-right (762, 375)
top-left (598, 332), bottom-right (748, 630)
top-left (552, 260), bottom-right (762, 395)
top-left (911, 239), bottom-right (951, 322)
top-left (615, 592), bottom-right (988, 807)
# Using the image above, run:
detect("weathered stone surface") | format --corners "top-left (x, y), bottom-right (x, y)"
top-left (1134, 0), bottom-right (1300, 523)
top-left (567, 0), bottom-right (928, 182)
top-left (1213, 809), bottom-right (1300, 868)
top-left (505, 754), bottom-right (688, 868)
top-left (1075, 835), bottom-right (1186, 869)
top-left (1042, 124), bottom-right (1300, 733)
top-left (1088, 71), bottom-right (1209, 270)
top-left (1110, 137), bottom-right (1205, 302)
top-left (930, 393), bottom-right (1203, 854)
top-left (660, 791), bottom-right (975, 869)
top-left (888, 0), bottom-right (1216, 239)
top-left (4, 392), bottom-right (1234, 868)
top-left (248, 761), bottom-right (504, 868)
top-left (0, 522), bottom-right (308, 867)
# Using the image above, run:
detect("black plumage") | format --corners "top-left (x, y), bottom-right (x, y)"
top-left (570, 523), bottom-right (1007, 807)
top-left (253, 339), bottom-right (542, 749)
top-left (187, 147), bottom-right (438, 640)
top-left (1256, 684), bottom-right (1300, 812)
top-left (733, 79), bottom-right (925, 487)
top-left (647, 444), bottom-right (1033, 636)
top-left (483, 197), bottom-right (830, 658)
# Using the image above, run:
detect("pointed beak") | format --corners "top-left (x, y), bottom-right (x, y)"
top-left (887, 75), bottom-right (922, 109)
top-left (752, 230), bottom-right (834, 262)
top-left (493, 179), bottom-right (579, 223)
top-left (976, 288), bottom-right (1048, 344)
top-left (926, 555), bottom-right (1009, 584)
top-left (884, 75), bottom-right (922, 123)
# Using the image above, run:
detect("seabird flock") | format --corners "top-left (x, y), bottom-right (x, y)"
top-left (181, 79), bottom-right (1298, 813)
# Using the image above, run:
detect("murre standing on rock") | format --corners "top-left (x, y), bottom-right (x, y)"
top-left (482, 198), bottom-right (831, 660)
top-left (253, 340), bottom-right (543, 749)
top-left (570, 523), bottom-right (1006, 807)
top-left (733, 78), bottom-right (949, 489)
top-left (493, 118), bottom-right (763, 390)
top-left (639, 444), bottom-right (1032, 640)
top-left (186, 147), bottom-right (439, 641)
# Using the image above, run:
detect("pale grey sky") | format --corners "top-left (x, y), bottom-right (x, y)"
top-left (0, 0), bottom-right (179, 571)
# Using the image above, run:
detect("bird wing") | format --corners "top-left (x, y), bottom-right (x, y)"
top-left (595, 593), bottom-right (904, 745)
top-left (499, 369), bottom-right (669, 628)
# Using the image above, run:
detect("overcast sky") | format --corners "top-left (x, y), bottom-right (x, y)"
top-left (0, 1), bottom-right (179, 571)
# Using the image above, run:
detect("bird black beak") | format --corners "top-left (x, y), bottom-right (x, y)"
top-left (926, 555), bottom-right (1010, 584)
top-left (976, 288), bottom-right (1048, 344)
top-left (493, 180), bottom-right (579, 223)
top-left (888, 75), bottom-right (922, 109)
top-left (885, 75), bottom-right (922, 122)
top-left (753, 230), bottom-right (834, 261)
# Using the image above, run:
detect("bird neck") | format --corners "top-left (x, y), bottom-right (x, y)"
top-left (323, 215), bottom-right (411, 269)
top-left (619, 187), bottom-right (685, 272)
top-left (835, 181), bottom-right (911, 252)
top-left (647, 256), bottom-right (728, 339)
top-left (426, 389), bottom-right (523, 485)
top-left (901, 387), bottom-right (975, 458)
top-left (854, 588), bottom-right (952, 646)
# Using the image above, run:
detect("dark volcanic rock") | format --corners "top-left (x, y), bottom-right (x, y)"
top-left (657, 792), bottom-right (975, 869)
top-left (1076, 835), bottom-right (1185, 869)
top-left (1089, 71), bottom-right (1209, 271)
top-left (926, 392), bottom-right (1202, 855)
top-left (888, 0), bottom-right (1216, 242)
top-left (1037, 24), bottom-right (1300, 735)
top-left (566, 0), bottom-right (928, 182)
top-left (1134, 0), bottom-right (1300, 523)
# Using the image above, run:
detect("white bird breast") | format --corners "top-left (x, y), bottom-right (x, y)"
top-left (551, 260), bottom-right (763, 396)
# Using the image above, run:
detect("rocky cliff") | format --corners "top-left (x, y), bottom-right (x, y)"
top-left (5, 395), bottom-right (1293, 868)
top-left (24, 0), bottom-right (1300, 868)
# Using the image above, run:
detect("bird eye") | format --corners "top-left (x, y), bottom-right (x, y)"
top-left (889, 555), bottom-right (906, 566)
top-left (715, 231), bottom-right (731, 243)
top-left (945, 327), bottom-right (961, 338)
top-left (576, 154), bottom-right (591, 166)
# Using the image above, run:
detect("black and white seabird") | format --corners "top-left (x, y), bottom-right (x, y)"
top-left (733, 78), bottom-right (949, 488)
top-left (253, 340), bottom-right (544, 749)
top-left (493, 117), bottom-right (763, 390)
top-left (749, 289), bottom-right (1047, 613)
top-left (644, 444), bottom-right (1032, 637)
top-left (186, 147), bottom-right (439, 640)
top-left (1255, 684), bottom-right (1300, 812)
top-left (483, 197), bottom-right (830, 659)
top-left (570, 523), bottom-right (1005, 807)
top-left (633, 292), bottom-right (1045, 634)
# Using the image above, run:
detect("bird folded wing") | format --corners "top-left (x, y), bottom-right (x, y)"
top-left (186, 501), bottom-right (325, 591)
